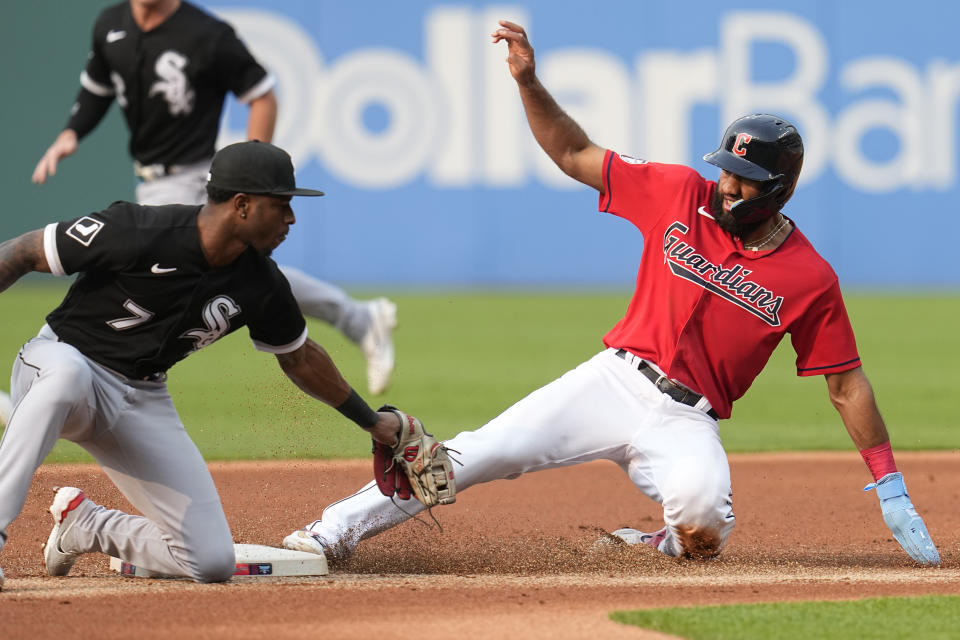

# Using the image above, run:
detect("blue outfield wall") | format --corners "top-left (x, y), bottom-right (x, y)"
top-left (5, 1), bottom-right (960, 288)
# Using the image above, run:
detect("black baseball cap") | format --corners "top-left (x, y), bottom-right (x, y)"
top-left (206, 140), bottom-right (324, 197)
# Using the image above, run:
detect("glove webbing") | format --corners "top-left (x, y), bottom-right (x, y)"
top-left (389, 445), bottom-right (463, 532)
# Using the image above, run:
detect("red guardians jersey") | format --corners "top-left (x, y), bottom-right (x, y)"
top-left (598, 150), bottom-right (861, 419)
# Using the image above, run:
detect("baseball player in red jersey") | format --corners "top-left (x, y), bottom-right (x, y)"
top-left (282, 21), bottom-right (939, 566)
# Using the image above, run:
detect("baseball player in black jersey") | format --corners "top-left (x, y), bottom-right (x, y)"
top-left (31, 0), bottom-right (398, 396)
top-left (0, 141), bottom-right (406, 588)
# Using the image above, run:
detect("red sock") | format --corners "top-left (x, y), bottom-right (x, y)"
top-left (860, 441), bottom-right (897, 481)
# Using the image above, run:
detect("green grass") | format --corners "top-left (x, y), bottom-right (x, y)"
top-left (727, 294), bottom-right (960, 451)
top-left (611, 595), bottom-right (960, 639)
top-left (2, 281), bottom-right (958, 461)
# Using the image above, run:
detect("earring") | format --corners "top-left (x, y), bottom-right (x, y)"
top-left (240, 212), bottom-right (247, 219)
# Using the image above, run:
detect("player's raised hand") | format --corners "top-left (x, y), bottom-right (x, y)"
top-left (32, 129), bottom-right (78, 184)
top-left (491, 20), bottom-right (536, 83)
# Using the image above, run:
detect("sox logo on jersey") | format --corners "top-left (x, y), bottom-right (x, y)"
top-left (180, 295), bottom-right (241, 351)
top-left (663, 221), bottom-right (784, 326)
top-left (149, 51), bottom-right (195, 116)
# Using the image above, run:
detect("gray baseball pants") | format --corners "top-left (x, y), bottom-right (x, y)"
top-left (136, 164), bottom-right (372, 342)
top-left (0, 325), bottom-right (235, 582)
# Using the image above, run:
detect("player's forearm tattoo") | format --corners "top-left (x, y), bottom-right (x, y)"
top-left (0, 231), bottom-right (46, 293)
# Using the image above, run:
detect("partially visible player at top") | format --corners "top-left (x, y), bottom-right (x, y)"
top-left (0, 141), bottom-right (407, 591)
top-left (30, 0), bottom-right (397, 396)
top-left (281, 20), bottom-right (940, 567)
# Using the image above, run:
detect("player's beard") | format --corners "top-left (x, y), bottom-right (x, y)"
top-left (711, 189), bottom-right (764, 239)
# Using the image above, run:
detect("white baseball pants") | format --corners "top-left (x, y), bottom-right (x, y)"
top-left (0, 326), bottom-right (235, 581)
top-left (306, 348), bottom-right (735, 558)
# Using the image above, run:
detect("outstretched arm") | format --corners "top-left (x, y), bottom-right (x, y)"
top-left (0, 230), bottom-right (50, 293)
top-left (491, 20), bottom-right (605, 192)
top-left (33, 86), bottom-right (114, 184)
top-left (826, 367), bottom-right (888, 449)
top-left (276, 338), bottom-right (400, 446)
top-left (32, 130), bottom-right (79, 185)
top-left (826, 367), bottom-right (940, 565)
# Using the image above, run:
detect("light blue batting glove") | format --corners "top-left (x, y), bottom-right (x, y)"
top-left (864, 471), bottom-right (940, 566)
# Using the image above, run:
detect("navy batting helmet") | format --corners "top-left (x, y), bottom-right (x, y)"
top-left (703, 114), bottom-right (803, 223)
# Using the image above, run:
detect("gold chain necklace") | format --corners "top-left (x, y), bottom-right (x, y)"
top-left (745, 214), bottom-right (788, 251)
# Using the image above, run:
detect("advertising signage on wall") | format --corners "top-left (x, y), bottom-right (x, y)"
top-left (203, 2), bottom-right (958, 286)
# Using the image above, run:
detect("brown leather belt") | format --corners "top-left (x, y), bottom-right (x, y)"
top-left (615, 349), bottom-right (719, 420)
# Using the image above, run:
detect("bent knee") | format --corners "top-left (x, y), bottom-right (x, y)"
top-left (191, 543), bottom-right (236, 583)
top-left (672, 521), bottom-right (731, 559)
top-left (39, 357), bottom-right (94, 405)
top-left (661, 483), bottom-right (734, 559)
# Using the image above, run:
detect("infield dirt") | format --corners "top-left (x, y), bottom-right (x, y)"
top-left (2, 452), bottom-right (958, 639)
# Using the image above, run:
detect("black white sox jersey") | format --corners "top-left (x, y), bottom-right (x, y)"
top-left (43, 202), bottom-right (306, 379)
top-left (77, 1), bottom-right (273, 165)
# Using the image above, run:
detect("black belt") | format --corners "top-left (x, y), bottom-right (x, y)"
top-left (133, 161), bottom-right (175, 181)
top-left (615, 349), bottom-right (719, 420)
top-left (133, 159), bottom-right (204, 182)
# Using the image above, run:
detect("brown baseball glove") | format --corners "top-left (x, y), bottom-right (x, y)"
top-left (372, 405), bottom-right (457, 508)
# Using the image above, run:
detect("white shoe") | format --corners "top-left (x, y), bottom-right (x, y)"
top-left (283, 530), bottom-right (330, 557)
top-left (283, 529), bottom-right (327, 555)
top-left (43, 486), bottom-right (88, 576)
top-left (0, 564), bottom-right (5, 590)
top-left (283, 527), bottom-right (353, 561)
top-left (0, 390), bottom-right (12, 427)
top-left (610, 526), bottom-right (668, 550)
top-left (360, 298), bottom-right (397, 395)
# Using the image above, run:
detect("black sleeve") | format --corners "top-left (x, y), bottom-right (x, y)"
top-left (81, 12), bottom-right (115, 93)
top-left (212, 25), bottom-right (270, 101)
top-left (65, 11), bottom-right (116, 139)
top-left (246, 260), bottom-right (308, 353)
top-left (65, 87), bottom-right (114, 140)
top-left (51, 202), bottom-right (142, 276)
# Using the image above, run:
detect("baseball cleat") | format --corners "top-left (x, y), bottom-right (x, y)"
top-left (0, 564), bottom-right (5, 590)
top-left (361, 298), bottom-right (397, 395)
top-left (43, 486), bottom-right (88, 576)
top-left (610, 526), bottom-right (669, 550)
top-left (282, 530), bottom-right (329, 557)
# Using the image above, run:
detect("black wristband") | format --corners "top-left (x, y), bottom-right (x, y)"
top-left (336, 389), bottom-right (379, 429)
